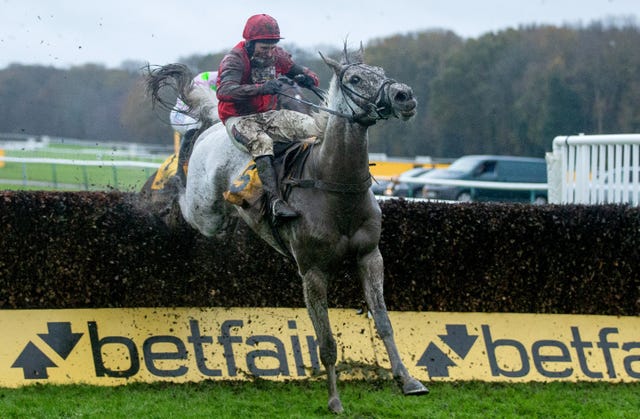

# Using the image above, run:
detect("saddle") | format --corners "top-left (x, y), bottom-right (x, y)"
top-left (223, 139), bottom-right (316, 210)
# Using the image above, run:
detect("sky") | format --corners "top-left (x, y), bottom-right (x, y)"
top-left (1, 0), bottom-right (638, 69)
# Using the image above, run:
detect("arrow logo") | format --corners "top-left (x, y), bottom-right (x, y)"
top-left (438, 324), bottom-right (478, 359)
top-left (11, 322), bottom-right (83, 380)
top-left (417, 324), bottom-right (479, 378)
top-left (416, 342), bottom-right (456, 378)
top-left (11, 342), bottom-right (57, 379)
top-left (38, 322), bottom-right (83, 359)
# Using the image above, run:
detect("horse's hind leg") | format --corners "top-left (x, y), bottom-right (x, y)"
top-left (301, 267), bottom-right (343, 414)
top-left (359, 248), bottom-right (429, 395)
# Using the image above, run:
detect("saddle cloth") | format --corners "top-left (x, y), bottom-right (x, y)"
top-left (148, 139), bottom-right (315, 210)
top-left (223, 161), bottom-right (263, 207)
top-left (150, 153), bottom-right (179, 191)
top-left (223, 140), bottom-right (315, 208)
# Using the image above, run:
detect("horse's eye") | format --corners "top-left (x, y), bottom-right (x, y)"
top-left (349, 75), bottom-right (361, 84)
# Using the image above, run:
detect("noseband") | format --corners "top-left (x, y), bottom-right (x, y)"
top-left (337, 63), bottom-right (396, 126)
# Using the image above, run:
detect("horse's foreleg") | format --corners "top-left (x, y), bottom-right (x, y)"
top-left (359, 248), bottom-right (429, 395)
top-left (301, 267), bottom-right (343, 413)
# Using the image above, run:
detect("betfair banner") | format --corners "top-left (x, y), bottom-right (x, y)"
top-left (1, 308), bottom-right (638, 387)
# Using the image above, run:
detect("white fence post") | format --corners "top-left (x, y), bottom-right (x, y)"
top-left (549, 134), bottom-right (640, 205)
top-left (545, 150), bottom-right (562, 204)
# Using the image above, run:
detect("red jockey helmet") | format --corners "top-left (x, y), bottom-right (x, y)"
top-left (242, 14), bottom-right (283, 42)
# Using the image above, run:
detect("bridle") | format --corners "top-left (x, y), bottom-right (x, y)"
top-left (336, 63), bottom-right (396, 126)
top-left (278, 62), bottom-right (397, 126)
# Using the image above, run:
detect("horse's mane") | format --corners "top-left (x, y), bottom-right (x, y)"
top-left (311, 101), bottom-right (330, 139)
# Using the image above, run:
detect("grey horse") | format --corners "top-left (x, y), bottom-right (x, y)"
top-left (146, 47), bottom-right (428, 413)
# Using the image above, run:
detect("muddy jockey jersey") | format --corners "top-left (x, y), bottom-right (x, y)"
top-left (216, 41), bottom-right (297, 123)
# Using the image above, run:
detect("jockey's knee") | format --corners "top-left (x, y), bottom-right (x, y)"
top-left (248, 133), bottom-right (274, 158)
top-left (273, 110), bottom-right (320, 139)
top-left (229, 125), bottom-right (273, 157)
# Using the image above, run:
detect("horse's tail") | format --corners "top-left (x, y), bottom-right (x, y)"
top-left (144, 63), bottom-right (218, 130)
top-left (145, 63), bottom-right (194, 111)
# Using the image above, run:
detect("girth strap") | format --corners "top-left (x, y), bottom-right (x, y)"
top-left (277, 141), bottom-right (372, 195)
top-left (284, 177), bottom-right (372, 194)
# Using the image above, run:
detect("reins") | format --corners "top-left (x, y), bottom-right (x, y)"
top-left (277, 88), bottom-right (356, 121)
top-left (277, 63), bottom-right (396, 126)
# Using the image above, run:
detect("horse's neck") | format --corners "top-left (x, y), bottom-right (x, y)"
top-left (312, 104), bottom-right (370, 184)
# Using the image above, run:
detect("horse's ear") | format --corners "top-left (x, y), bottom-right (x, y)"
top-left (357, 42), bottom-right (365, 62)
top-left (343, 43), bottom-right (350, 64)
top-left (319, 51), bottom-right (341, 75)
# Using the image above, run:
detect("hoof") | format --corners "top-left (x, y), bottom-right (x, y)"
top-left (328, 396), bottom-right (344, 414)
top-left (403, 378), bottom-right (429, 396)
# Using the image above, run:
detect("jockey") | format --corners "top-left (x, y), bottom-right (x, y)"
top-left (170, 71), bottom-right (219, 183)
top-left (216, 13), bottom-right (321, 223)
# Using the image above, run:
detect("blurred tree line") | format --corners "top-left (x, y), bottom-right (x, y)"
top-left (1, 19), bottom-right (639, 159)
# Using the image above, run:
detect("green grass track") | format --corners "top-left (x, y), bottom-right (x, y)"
top-left (1, 380), bottom-right (638, 418)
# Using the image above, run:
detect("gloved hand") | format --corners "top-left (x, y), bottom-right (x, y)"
top-left (260, 79), bottom-right (283, 95)
top-left (277, 75), bottom-right (295, 86)
top-left (294, 73), bottom-right (316, 88)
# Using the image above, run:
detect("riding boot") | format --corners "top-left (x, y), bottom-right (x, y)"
top-left (254, 155), bottom-right (299, 223)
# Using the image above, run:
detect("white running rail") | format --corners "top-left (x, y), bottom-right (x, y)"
top-left (546, 134), bottom-right (640, 205)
